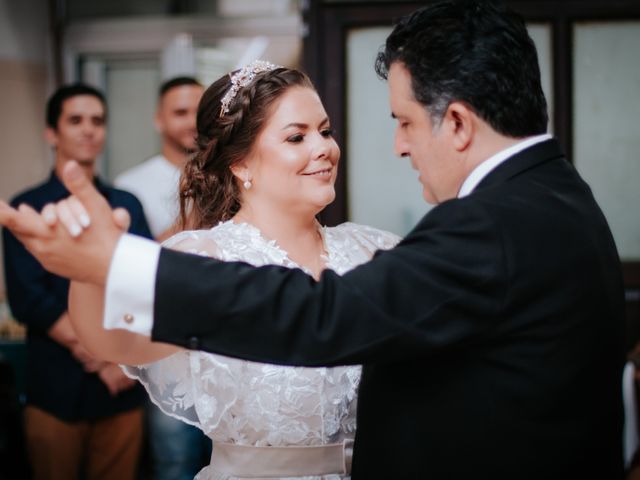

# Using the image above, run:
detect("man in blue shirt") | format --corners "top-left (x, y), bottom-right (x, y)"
top-left (2, 84), bottom-right (151, 480)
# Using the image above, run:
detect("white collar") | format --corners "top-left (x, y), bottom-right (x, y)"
top-left (457, 133), bottom-right (552, 198)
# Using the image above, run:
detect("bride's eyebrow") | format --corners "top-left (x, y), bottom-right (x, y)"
top-left (318, 117), bottom-right (330, 128)
top-left (281, 117), bottom-right (330, 131)
top-left (282, 122), bottom-right (308, 130)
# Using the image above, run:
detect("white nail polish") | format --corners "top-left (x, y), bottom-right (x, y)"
top-left (70, 224), bottom-right (82, 237)
top-left (79, 213), bottom-right (91, 228)
top-left (43, 212), bottom-right (56, 224)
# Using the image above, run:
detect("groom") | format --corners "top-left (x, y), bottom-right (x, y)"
top-left (0, 1), bottom-right (625, 478)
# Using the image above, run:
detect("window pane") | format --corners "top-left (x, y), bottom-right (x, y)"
top-left (104, 62), bottom-right (160, 180)
top-left (346, 27), bottom-right (428, 236)
top-left (573, 22), bottom-right (640, 260)
top-left (527, 23), bottom-right (553, 133)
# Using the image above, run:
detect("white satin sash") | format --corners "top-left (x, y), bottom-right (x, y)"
top-left (210, 439), bottom-right (353, 478)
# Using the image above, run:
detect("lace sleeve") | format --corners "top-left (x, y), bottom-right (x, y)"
top-left (161, 229), bottom-right (221, 257)
top-left (122, 229), bottom-right (223, 430)
top-left (340, 222), bottom-right (401, 253)
top-left (122, 352), bottom-right (202, 427)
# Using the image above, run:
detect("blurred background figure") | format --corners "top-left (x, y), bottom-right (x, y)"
top-left (115, 76), bottom-right (212, 480)
top-left (1, 84), bottom-right (151, 480)
top-left (116, 77), bottom-right (204, 241)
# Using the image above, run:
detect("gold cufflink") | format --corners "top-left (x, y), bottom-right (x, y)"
top-left (123, 313), bottom-right (134, 324)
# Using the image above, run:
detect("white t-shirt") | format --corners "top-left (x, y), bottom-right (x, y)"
top-left (115, 155), bottom-right (181, 238)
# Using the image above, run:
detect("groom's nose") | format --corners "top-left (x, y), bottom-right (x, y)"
top-left (394, 129), bottom-right (410, 158)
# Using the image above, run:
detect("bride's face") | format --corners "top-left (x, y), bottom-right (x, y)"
top-left (241, 86), bottom-right (340, 214)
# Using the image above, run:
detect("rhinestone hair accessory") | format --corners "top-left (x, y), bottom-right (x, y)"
top-left (219, 60), bottom-right (281, 117)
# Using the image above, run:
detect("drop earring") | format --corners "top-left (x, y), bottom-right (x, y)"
top-left (243, 172), bottom-right (252, 190)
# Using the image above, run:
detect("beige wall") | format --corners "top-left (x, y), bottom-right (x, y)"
top-left (0, 0), bottom-right (51, 302)
top-left (0, 60), bottom-right (50, 301)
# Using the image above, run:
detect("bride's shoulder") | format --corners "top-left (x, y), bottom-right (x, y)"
top-left (326, 222), bottom-right (401, 252)
top-left (161, 220), bottom-right (263, 258)
top-left (161, 221), bottom-right (240, 257)
top-left (161, 229), bottom-right (220, 257)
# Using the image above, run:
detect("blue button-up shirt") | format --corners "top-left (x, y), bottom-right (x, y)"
top-left (2, 171), bottom-right (152, 421)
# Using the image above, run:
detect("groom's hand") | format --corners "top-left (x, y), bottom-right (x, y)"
top-left (0, 161), bottom-right (123, 285)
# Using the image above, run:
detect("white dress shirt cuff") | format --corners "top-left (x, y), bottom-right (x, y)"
top-left (103, 233), bottom-right (160, 336)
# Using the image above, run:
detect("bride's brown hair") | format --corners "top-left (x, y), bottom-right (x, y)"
top-left (179, 67), bottom-right (314, 230)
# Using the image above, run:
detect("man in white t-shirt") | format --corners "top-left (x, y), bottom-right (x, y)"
top-left (115, 77), bottom-right (204, 242)
top-left (114, 77), bottom-right (210, 480)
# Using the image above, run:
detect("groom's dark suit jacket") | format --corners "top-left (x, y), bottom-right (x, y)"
top-left (153, 139), bottom-right (625, 479)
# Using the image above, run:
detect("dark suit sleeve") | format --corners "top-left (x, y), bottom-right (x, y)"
top-left (152, 199), bottom-right (507, 366)
top-left (2, 226), bottom-right (66, 333)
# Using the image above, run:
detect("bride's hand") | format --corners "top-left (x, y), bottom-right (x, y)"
top-left (42, 197), bottom-right (131, 235)
top-left (42, 196), bottom-right (90, 237)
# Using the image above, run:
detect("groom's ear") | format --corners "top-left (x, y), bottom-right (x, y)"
top-left (445, 101), bottom-right (473, 152)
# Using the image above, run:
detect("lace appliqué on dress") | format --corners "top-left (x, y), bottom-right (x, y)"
top-left (123, 221), bottom-right (399, 480)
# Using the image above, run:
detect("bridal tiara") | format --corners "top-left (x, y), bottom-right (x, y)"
top-left (219, 60), bottom-right (281, 117)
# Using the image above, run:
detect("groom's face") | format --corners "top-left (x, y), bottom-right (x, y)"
top-left (388, 63), bottom-right (459, 204)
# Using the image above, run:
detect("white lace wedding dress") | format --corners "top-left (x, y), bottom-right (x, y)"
top-left (123, 220), bottom-right (399, 480)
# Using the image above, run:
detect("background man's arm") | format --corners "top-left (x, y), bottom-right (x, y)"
top-left (2, 223), bottom-right (70, 332)
top-left (2, 217), bottom-right (107, 372)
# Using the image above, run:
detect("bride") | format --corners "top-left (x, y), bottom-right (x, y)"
top-left (64, 61), bottom-right (399, 479)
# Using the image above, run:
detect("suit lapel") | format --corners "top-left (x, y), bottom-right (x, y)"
top-left (473, 138), bottom-right (565, 193)
top-left (409, 139), bottom-right (567, 234)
